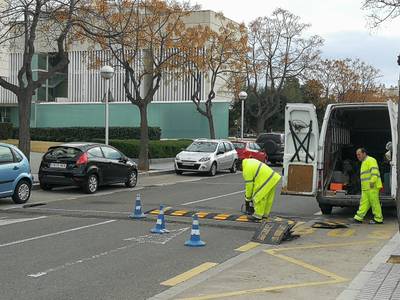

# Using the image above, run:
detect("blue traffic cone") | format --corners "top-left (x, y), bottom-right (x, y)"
top-left (185, 214), bottom-right (206, 247)
top-left (129, 194), bottom-right (146, 219)
top-left (151, 205), bottom-right (169, 234)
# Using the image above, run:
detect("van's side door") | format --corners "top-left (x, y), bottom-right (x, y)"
top-left (387, 100), bottom-right (397, 198)
top-left (282, 104), bottom-right (319, 196)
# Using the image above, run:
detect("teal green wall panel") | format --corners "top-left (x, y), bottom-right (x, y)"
top-left (25, 102), bottom-right (229, 139)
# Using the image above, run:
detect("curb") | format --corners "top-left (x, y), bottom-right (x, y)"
top-left (336, 232), bottom-right (400, 300)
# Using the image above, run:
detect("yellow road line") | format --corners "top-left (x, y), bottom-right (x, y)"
top-left (177, 241), bottom-right (376, 300)
top-left (177, 280), bottom-right (340, 300)
top-left (267, 240), bottom-right (376, 253)
top-left (235, 242), bottom-right (260, 252)
top-left (161, 262), bottom-right (218, 287)
top-left (327, 229), bottom-right (356, 238)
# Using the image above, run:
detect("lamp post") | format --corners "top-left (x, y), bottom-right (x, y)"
top-left (100, 65), bottom-right (115, 145)
top-left (397, 55), bottom-right (400, 230)
top-left (238, 91), bottom-right (248, 140)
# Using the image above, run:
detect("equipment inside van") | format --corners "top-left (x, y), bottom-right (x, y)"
top-left (282, 102), bottom-right (397, 215)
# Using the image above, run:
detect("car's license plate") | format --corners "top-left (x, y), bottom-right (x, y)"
top-left (183, 163), bottom-right (194, 166)
top-left (50, 163), bottom-right (67, 169)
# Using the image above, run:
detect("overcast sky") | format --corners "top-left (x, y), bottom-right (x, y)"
top-left (193, 0), bottom-right (400, 86)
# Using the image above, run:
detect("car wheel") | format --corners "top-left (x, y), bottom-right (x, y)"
top-left (175, 169), bottom-right (183, 175)
top-left (209, 162), bottom-right (217, 176)
top-left (236, 160), bottom-right (242, 171)
top-left (125, 170), bottom-right (138, 188)
top-left (83, 174), bottom-right (98, 194)
top-left (319, 204), bottom-right (333, 215)
top-left (40, 182), bottom-right (53, 191)
top-left (12, 180), bottom-right (31, 204)
top-left (230, 160), bottom-right (237, 173)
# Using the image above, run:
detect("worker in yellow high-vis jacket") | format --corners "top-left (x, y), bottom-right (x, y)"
top-left (354, 148), bottom-right (383, 224)
top-left (242, 158), bottom-right (281, 221)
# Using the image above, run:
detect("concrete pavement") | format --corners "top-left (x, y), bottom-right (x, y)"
top-left (0, 171), bottom-right (397, 300)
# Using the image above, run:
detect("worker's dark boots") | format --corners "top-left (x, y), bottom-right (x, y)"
top-left (245, 201), bottom-right (255, 215)
top-left (248, 215), bottom-right (262, 222)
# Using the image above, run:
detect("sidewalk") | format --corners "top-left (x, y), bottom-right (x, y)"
top-left (30, 152), bottom-right (175, 182)
top-left (338, 232), bottom-right (400, 300)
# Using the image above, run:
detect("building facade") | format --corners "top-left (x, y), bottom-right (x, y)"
top-left (0, 11), bottom-right (233, 139)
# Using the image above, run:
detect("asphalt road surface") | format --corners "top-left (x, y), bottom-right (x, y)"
top-left (0, 169), bottom-right (396, 300)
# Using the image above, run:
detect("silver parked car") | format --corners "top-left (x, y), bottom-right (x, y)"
top-left (175, 139), bottom-right (238, 176)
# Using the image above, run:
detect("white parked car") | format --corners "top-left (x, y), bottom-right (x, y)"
top-left (175, 139), bottom-right (238, 176)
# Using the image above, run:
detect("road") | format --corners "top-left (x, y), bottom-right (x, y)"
top-left (0, 169), bottom-right (397, 300)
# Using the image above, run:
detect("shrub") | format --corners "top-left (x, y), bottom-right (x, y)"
top-left (104, 139), bottom-right (193, 158)
top-left (0, 123), bottom-right (13, 139)
top-left (12, 127), bottom-right (162, 141)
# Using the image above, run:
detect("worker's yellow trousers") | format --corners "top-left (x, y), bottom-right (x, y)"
top-left (354, 189), bottom-right (383, 223)
top-left (253, 185), bottom-right (277, 219)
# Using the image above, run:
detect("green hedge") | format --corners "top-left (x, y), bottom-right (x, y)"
top-left (0, 123), bottom-right (13, 139)
top-left (12, 127), bottom-right (161, 142)
top-left (100, 139), bottom-right (193, 158)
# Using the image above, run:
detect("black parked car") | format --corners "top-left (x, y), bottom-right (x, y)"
top-left (256, 133), bottom-right (285, 164)
top-left (39, 143), bottom-right (138, 193)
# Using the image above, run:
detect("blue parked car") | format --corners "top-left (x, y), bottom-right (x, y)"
top-left (0, 143), bottom-right (33, 204)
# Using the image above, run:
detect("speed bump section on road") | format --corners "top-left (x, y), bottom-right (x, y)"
top-left (146, 208), bottom-right (296, 225)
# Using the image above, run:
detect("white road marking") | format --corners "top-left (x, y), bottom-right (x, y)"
top-left (28, 227), bottom-right (189, 278)
top-left (0, 220), bottom-right (116, 248)
top-left (0, 216), bottom-right (47, 226)
top-left (181, 190), bottom-right (245, 206)
top-left (28, 207), bottom-right (130, 215)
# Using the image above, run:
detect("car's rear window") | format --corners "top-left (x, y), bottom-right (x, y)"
top-left (256, 134), bottom-right (283, 144)
top-left (232, 142), bottom-right (245, 149)
top-left (45, 147), bottom-right (82, 159)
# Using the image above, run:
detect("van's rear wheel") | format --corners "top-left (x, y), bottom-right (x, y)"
top-left (319, 204), bottom-right (333, 215)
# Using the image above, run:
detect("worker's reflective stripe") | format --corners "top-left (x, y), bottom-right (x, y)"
top-left (245, 180), bottom-right (253, 183)
top-left (371, 174), bottom-right (379, 178)
top-left (253, 163), bottom-right (262, 181)
top-left (360, 171), bottom-right (370, 175)
top-left (253, 172), bottom-right (276, 198)
top-left (361, 177), bottom-right (371, 182)
top-left (370, 167), bottom-right (379, 171)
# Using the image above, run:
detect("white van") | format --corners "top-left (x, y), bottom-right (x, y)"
top-left (282, 101), bottom-right (397, 214)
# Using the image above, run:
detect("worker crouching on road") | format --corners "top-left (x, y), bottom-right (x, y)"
top-left (242, 158), bottom-right (281, 221)
top-left (354, 148), bottom-right (384, 224)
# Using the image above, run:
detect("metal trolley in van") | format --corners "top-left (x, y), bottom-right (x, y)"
top-left (281, 101), bottom-right (397, 215)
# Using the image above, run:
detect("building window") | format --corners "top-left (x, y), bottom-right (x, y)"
top-left (0, 107), bottom-right (10, 123)
top-left (33, 53), bottom-right (68, 102)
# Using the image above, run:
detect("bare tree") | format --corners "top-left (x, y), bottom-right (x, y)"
top-left (77, 0), bottom-right (195, 170)
top-left (183, 14), bottom-right (247, 139)
top-left (0, 0), bottom-right (77, 158)
top-left (245, 9), bottom-right (323, 134)
top-left (363, 0), bottom-right (400, 26)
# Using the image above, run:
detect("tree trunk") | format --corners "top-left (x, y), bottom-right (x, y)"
top-left (206, 103), bottom-right (215, 139)
top-left (256, 117), bottom-right (265, 135)
top-left (138, 104), bottom-right (149, 171)
top-left (17, 93), bottom-right (32, 160)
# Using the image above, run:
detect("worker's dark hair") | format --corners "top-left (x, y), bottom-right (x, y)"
top-left (357, 148), bottom-right (367, 154)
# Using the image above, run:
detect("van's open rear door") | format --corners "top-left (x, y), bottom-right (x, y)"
top-left (282, 104), bottom-right (319, 196)
top-left (388, 100), bottom-right (397, 199)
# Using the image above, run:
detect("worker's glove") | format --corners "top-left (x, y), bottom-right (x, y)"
top-left (370, 182), bottom-right (375, 189)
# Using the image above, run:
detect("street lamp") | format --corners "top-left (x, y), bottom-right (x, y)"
top-left (238, 91), bottom-right (248, 140)
top-left (100, 65), bottom-right (115, 145)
